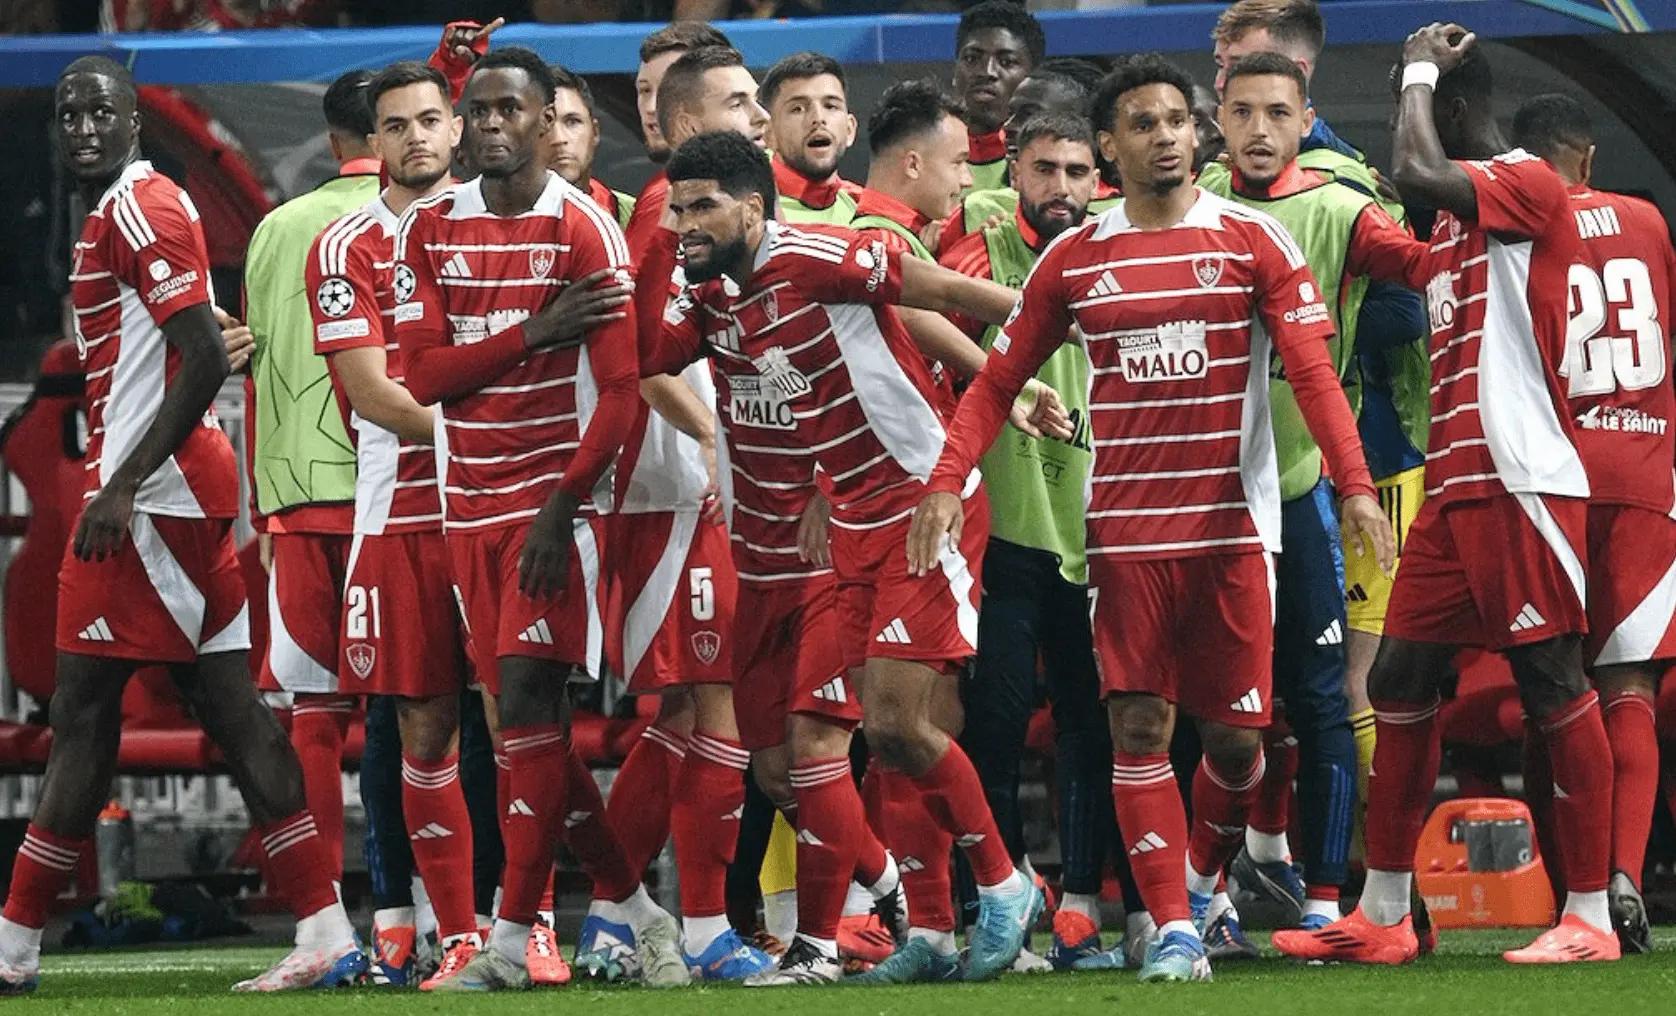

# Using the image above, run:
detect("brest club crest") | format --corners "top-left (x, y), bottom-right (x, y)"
top-left (529, 245), bottom-right (557, 279)
top-left (691, 630), bottom-right (721, 666)
top-left (1192, 256), bottom-right (1224, 289)
top-left (346, 643), bottom-right (376, 680)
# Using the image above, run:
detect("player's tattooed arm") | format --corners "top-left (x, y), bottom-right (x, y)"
top-left (1390, 23), bottom-right (1478, 218)
top-left (74, 302), bottom-right (228, 562)
top-left (896, 256), bottom-right (1017, 326)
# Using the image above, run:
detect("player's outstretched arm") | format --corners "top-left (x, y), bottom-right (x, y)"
top-left (75, 302), bottom-right (228, 562)
top-left (1391, 23), bottom-right (1478, 218)
top-left (897, 255), bottom-right (1017, 326)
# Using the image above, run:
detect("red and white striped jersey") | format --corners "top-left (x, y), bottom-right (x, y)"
top-left (307, 195), bottom-right (443, 536)
top-left (1356, 150), bottom-right (1589, 505)
top-left (929, 189), bottom-right (1373, 561)
top-left (643, 221), bottom-right (954, 542)
top-left (70, 160), bottom-right (238, 519)
top-left (393, 172), bottom-right (640, 531)
top-left (1562, 184), bottom-right (1676, 514)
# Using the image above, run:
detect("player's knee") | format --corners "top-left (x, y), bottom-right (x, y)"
top-left (1199, 723), bottom-right (1262, 776)
top-left (1106, 695), bottom-right (1171, 755)
top-left (788, 713), bottom-right (851, 763)
top-left (1509, 637), bottom-right (1591, 721)
top-left (1366, 641), bottom-right (1442, 705)
top-left (396, 696), bottom-right (460, 761)
top-left (47, 690), bottom-right (118, 744)
top-left (1595, 663), bottom-right (1659, 704)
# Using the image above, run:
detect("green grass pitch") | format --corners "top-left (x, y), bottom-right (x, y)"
top-left (17, 930), bottom-right (1676, 1016)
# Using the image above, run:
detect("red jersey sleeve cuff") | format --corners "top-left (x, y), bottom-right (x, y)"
top-left (925, 469), bottom-right (965, 496)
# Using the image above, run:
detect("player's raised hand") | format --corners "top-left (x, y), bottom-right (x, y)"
top-left (1341, 492), bottom-right (1397, 576)
top-left (214, 306), bottom-right (254, 373)
top-left (797, 491), bottom-right (832, 567)
top-left (518, 491), bottom-right (578, 599)
top-left (1403, 22), bottom-right (1475, 74)
top-left (73, 481), bottom-right (135, 562)
top-left (1011, 379), bottom-right (1074, 440)
top-left (443, 17), bottom-right (504, 63)
top-left (522, 268), bottom-right (633, 351)
top-left (906, 491), bottom-right (962, 577)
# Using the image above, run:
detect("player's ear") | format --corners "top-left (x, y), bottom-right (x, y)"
top-left (842, 112), bottom-right (858, 146)
top-left (904, 148), bottom-right (921, 181)
top-left (1301, 102), bottom-right (1316, 137)
top-left (1097, 130), bottom-right (1118, 166)
top-left (449, 114), bottom-right (463, 148)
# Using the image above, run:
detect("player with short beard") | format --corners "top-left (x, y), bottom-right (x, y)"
top-left (761, 51), bottom-right (863, 224)
top-left (641, 130), bottom-right (1061, 986)
top-left (0, 55), bottom-right (363, 995)
top-left (912, 54), bottom-right (1389, 985)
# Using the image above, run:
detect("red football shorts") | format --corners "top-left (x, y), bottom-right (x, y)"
top-left (1386, 493), bottom-right (1587, 652)
top-left (831, 490), bottom-right (988, 672)
top-left (1088, 550), bottom-right (1275, 728)
top-left (602, 511), bottom-right (736, 693)
top-left (259, 532), bottom-right (352, 694)
top-left (447, 517), bottom-right (605, 694)
top-left (339, 530), bottom-right (469, 698)
top-left (733, 572), bottom-right (860, 751)
top-left (57, 513), bottom-right (250, 664)
top-left (1586, 504), bottom-right (1676, 668)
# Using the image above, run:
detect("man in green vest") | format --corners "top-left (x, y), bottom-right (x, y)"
top-left (242, 69), bottom-right (381, 884)
top-left (1202, 52), bottom-right (1426, 938)
top-left (761, 51), bottom-right (863, 225)
top-left (939, 111), bottom-right (1149, 971)
top-left (951, 0), bottom-right (1043, 195)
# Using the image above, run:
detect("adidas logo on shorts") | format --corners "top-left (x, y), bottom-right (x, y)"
top-left (796, 828), bottom-right (824, 846)
top-left (77, 617), bottom-right (115, 643)
top-left (811, 677), bottom-right (847, 704)
top-left (1315, 619), bottom-right (1344, 646)
top-left (875, 618), bottom-right (911, 645)
top-left (1346, 584), bottom-right (1369, 603)
top-left (1509, 603), bottom-right (1548, 633)
top-left (518, 620), bottom-right (555, 645)
top-left (1229, 689), bottom-right (1263, 714)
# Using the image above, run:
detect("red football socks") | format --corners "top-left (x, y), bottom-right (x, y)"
top-left (880, 768), bottom-right (954, 931)
top-left (289, 695), bottom-right (354, 880)
top-left (1187, 751), bottom-right (1265, 878)
top-left (1604, 690), bottom-right (1657, 888)
top-left (258, 810), bottom-right (340, 919)
top-left (1539, 691), bottom-right (1612, 895)
top-left (1364, 697), bottom-right (1442, 873)
top-left (2, 825), bottom-right (86, 929)
top-left (911, 742), bottom-right (1014, 887)
top-left (790, 756), bottom-right (865, 941)
top-left (563, 746), bottom-right (640, 903)
top-left (606, 724), bottom-right (685, 874)
top-left (670, 732), bottom-right (748, 919)
top-left (1249, 724), bottom-right (1298, 836)
top-left (498, 725), bottom-right (571, 927)
top-left (1110, 752), bottom-right (1190, 926)
top-left (401, 752), bottom-right (476, 940)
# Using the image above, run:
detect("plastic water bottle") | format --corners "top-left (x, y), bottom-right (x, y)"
top-left (95, 801), bottom-right (135, 898)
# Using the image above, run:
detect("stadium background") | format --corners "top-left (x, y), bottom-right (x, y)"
top-left (0, 0), bottom-right (1675, 997)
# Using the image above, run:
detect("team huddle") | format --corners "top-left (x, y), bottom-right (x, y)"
top-left (8, 0), bottom-right (1674, 996)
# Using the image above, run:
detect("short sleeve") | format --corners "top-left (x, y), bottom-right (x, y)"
top-left (792, 229), bottom-right (905, 306)
top-left (110, 183), bottom-right (211, 325)
top-left (307, 222), bottom-right (386, 355)
top-left (1456, 152), bottom-right (1568, 240)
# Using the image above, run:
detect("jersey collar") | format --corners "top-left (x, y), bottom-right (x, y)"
top-left (94, 158), bottom-right (154, 213)
top-left (1093, 186), bottom-right (1222, 239)
top-left (1230, 159), bottom-right (1316, 199)
top-left (969, 127), bottom-right (1007, 165)
top-left (1013, 202), bottom-right (1046, 252)
top-left (854, 186), bottom-right (931, 235)
top-left (772, 154), bottom-right (847, 211)
top-left (338, 157), bottom-right (383, 177)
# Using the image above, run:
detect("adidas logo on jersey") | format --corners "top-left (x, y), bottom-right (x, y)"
top-left (1128, 831), bottom-right (1167, 855)
top-left (410, 822), bottom-right (453, 840)
top-left (507, 798), bottom-right (536, 817)
top-left (811, 677), bottom-right (847, 704)
top-left (1084, 270), bottom-right (1122, 299)
top-left (518, 619), bottom-right (555, 645)
top-left (1315, 619), bottom-right (1344, 646)
top-left (77, 617), bottom-right (115, 643)
top-left (875, 618), bottom-right (911, 645)
top-left (1229, 689), bottom-right (1263, 714)
top-left (1509, 603), bottom-right (1548, 633)
top-left (439, 252), bottom-right (472, 278)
